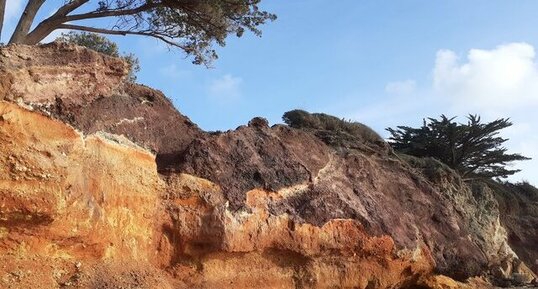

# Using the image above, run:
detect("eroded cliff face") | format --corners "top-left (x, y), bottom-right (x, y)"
top-left (481, 181), bottom-right (538, 281)
top-left (0, 42), bottom-right (203, 165)
top-left (0, 101), bottom-right (167, 288)
top-left (0, 43), bottom-right (536, 288)
top-left (0, 99), bottom-right (436, 288)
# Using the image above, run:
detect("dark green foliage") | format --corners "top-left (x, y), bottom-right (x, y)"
top-left (387, 115), bottom-right (530, 179)
top-left (282, 109), bottom-right (382, 144)
top-left (145, 0), bottom-right (276, 65)
top-left (505, 181), bottom-right (538, 200)
top-left (57, 32), bottom-right (140, 82)
top-left (58, 31), bottom-right (119, 56)
top-left (7, 1), bottom-right (275, 66)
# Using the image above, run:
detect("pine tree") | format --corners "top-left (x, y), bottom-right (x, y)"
top-left (387, 115), bottom-right (530, 179)
top-left (3, 0), bottom-right (275, 66)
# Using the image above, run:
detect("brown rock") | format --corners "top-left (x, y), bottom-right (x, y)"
top-left (1, 42), bottom-right (536, 288)
top-left (0, 42), bottom-right (203, 171)
top-left (0, 101), bottom-right (169, 288)
top-left (0, 42), bottom-right (127, 104)
top-left (162, 178), bottom-right (436, 289)
top-left (0, 102), bottom-right (435, 288)
top-left (417, 275), bottom-right (493, 289)
top-left (492, 180), bottom-right (538, 275)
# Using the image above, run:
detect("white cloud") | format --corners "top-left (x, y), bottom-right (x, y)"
top-left (433, 43), bottom-right (538, 113)
top-left (208, 74), bottom-right (243, 100)
top-left (347, 43), bottom-right (538, 185)
top-left (385, 80), bottom-right (416, 95)
top-left (433, 43), bottom-right (538, 185)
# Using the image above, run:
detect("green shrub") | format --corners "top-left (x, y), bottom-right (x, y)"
top-left (508, 181), bottom-right (538, 200)
top-left (282, 109), bottom-right (382, 143)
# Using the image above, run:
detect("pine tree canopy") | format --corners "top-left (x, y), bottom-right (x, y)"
top-left (387, 115), bottom-right (530, 179)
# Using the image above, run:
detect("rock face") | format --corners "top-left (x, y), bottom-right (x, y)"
top-left (0, 101), bottom-right (433, 288)
top-left (0, 43), bottom-right (537, 288)
top-left (486, 181), bottom-right (538, 280)
top-left (0, 101), bottom-right (166, 288)
top-left (0, 42), bottom-right (203, 168)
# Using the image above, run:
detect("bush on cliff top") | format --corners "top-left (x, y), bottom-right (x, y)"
top-left (282, 109), bottom-right (383, 144)
top-left (506, 181), bottom-right (538, 200)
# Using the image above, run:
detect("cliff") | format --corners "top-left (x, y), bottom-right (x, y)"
top-left (0, 42), bottom-right (536, 288)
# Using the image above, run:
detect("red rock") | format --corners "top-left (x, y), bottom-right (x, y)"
top-left (0, 43), bottom-right (536, 288)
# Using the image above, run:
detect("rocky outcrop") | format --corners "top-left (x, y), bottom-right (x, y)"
top-left (0, 43), bottom-right (537, 288)
top-left (0, 101), bottom-right (434, 288)
top-left (162, 174), bottom-right (436, 288)
top-left (484, 181), bottom-right (538, 284)
top-left (0, 42), bottom-right (203, 168)
top-left (0, 42), bottom-right (127, 104)
top-left (0, 101), bottom-right (167, 288)
top-left (174, 121), bottom-right (533, 282)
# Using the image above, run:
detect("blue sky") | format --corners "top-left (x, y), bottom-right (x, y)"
top-left (3, 0), bottom-right (538, 184)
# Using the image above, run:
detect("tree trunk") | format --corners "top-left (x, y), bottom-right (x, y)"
top-left (9, 0), bottom-right (46, 44)
top-left (0, 0), bottom-right (6, 42)
top-left (22, 0), bottom-right (90, 45)
top-left (22, 18), bottom-right (61, 44)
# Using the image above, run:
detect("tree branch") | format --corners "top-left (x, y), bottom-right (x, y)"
top-left (64, 3), bottom-right (155, 22)
top-left (0, 0), bottom-right (6, 41)
top-left (51, 0), bottom-right (89, 18)
top-left (56, 24), bottom-right (189, 50)
top-left (9, 0), bottom-right (47, 43)
top-left (23, 1), bottom-right (155, 44)
top-left (22, 0), bottom-right (90, 44)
